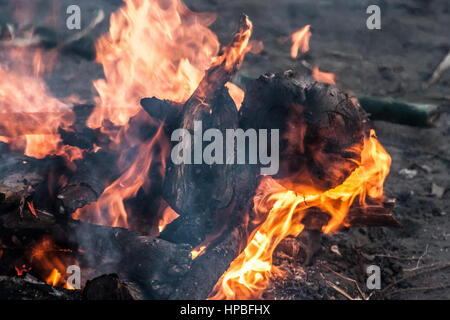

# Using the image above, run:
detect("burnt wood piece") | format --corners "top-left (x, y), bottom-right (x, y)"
top-left (0, 151), bottom-right (49, 213)
top-left (59, 104), bottom-right (98, 149)
top-left (171, 226), bottom-right (245, 300)
top-left (140, 98), bottom-right (183, 136)
top-left (141, 15), bottom-right (258, 247)
top-left (0, 211), bottom-right (192, 300)
top-left (275, 230), bottom-right (322, 266)
top-left (239, 70), bottom-right (369, 191)
top-left (56, 150), bottom-right (116, 215)
top-left (300, 199), bottom-right (400, 231)
top-left (276, 200), bottom-right (399, 265)
top-left (83, 274), bottom-right (144, 300)
top-left (0, 275), bottom-right (82, 300)
top-left (345, 199), bottom-right (399, 228)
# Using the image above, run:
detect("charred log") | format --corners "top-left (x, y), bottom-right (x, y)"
top-left (0, 210), bottom-right (192, 299)
top-left (172, 226), bottom-right (245, 300)
top-left (0, 275), bottom-right (81, 300)
top-left (276, 200), bottom-right (399, 265)
top-left (56, 151), bottom-right (115, 215)
top-left (83, 274), bottom-right (143, 300)
top-left (141, 15), bottom-right (258, 247)
top-left (239, 70), bottom-right (369, 191)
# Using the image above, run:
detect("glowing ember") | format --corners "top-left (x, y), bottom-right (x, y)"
top-left (191, 245), bottom-right (207, 260)
top-left (291, 25), bottom-right (311, 58)
top-left (312, 66), bottom-right (336, 85)
top-left (15, 264), bottom-right (31, 276)
top-left (210, 130), bottom-right (391, 299)
top-left (26, 201), bottom-right (39, 219)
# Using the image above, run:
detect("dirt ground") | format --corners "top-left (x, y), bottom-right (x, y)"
top-left (1, 0), bottom-right (449, 299)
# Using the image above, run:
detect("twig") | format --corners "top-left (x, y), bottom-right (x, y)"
top-left (404, 244), bottom-right (429, 271)
top-left (60, 10), bottom-right (105, 47)
top-left (320, 273), bottom-right (358, 300)
top-left (381, 262), bottom-right (450, 295)
top-left (427, 51), bottom-right (450, 86)
top-left (323, 265), bottom-right (368, 300)
top-left (385, 282), bottom-right (450, 297)
top-left (372, 254), bottom-right (419, 261)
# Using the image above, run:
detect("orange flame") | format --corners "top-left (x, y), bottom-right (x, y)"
top-left (211, 15), bottom-right (253, 71)
top-left (225, 82), bottom-right (245, 110)
top-left (291, 25), bottom-right (311, 58)
top-left (87, 0), bottom-right (220, 130)
top-left (73, 125), bottom-right (168, 227)
top-left (26, 201), bottom-right (39, 219)
top-left (72, 0), bottom-right (225, 230)
top-left (31, 237), bottom-right (76, 290)
top-left (191, 245), bottom-right (207, 260)
top-left (158, 206), bottom-right (180, 234)
top-left (312, 66), bottom-right (336, 85)
top-left (46, 268), bottom-right (61, 287)
top-left (0, 48), bottom-right (82, 161)
top-left (210, 130), bottom-right (391, 299)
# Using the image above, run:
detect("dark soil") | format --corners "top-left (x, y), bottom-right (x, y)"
top-left (1, 0), bottom-right (449, 299)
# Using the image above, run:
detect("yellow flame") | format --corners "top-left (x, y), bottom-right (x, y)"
top-left (210, 130), bottom-right (391, 299)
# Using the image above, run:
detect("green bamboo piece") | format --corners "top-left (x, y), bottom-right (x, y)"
top-left (358, 96), bottom-right (443, 127)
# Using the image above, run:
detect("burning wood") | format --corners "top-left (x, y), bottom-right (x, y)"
top-left (0, 0), bottom-right (402, 302)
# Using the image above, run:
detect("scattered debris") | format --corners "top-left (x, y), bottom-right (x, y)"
top-left (427, 51), bottom-right (450, 86)
top-left (430, 183), bottom-right (446, 199)
top-left (414, 163), bottom-right (433, 174)
top-left (0, 10), bottom-right (105, 60)
top-left (330, 245), bottom-right (342, 256)
top-left (398, 168), bottom-right (418, 179)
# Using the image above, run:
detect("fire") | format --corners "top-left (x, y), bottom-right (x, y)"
top-left (225, 82), bottom-right (245, 110)
top-left (211, 15), bottom-right (253, 71)
top-left (46, 268), bottom-right (61, 287)
top-left (191, 245), bottom-right (207, 260)
top-left (15, 264), bottom-right (31, 276)
top-left (158, 206), bottom-right (179, 234)
top-left (291, 25), bottom-right (311, 59)
top-left (73, 125), bottom-right (169, 227)
top-left (87, 0), bottom-right (220, 130)
top-left (290, 26), bottom-right (337, 85)
top-left (26, 201), bottom-right (39, 219)
top-left (0, 48), bottom-right (82, 161)
top-left (312, 66), bottom-right (336, 85)
top-left (30, 237), bottom-right (76, 290)
top-left (71, 0), bottom-right (224, 230)
top-left (209, 130), bottom-right (391, 299)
